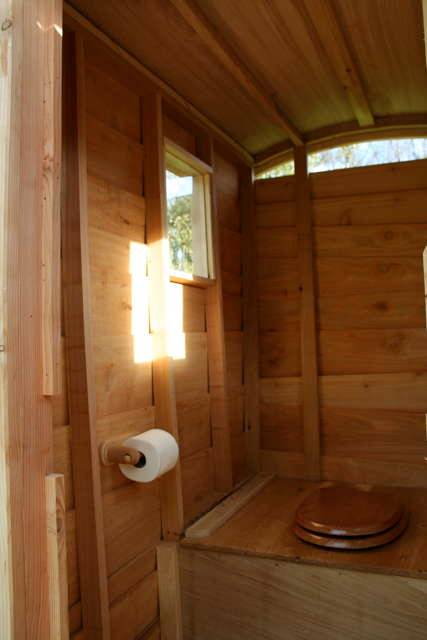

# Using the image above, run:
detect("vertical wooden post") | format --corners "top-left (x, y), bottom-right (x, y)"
top-left (142, 92), bottom-right (184, 539)
top-left (198, 137), bottom-right (234, 492)
top-left (241, 166), bottom-right (260, 473)
top-left (62, 32), bottom-right (110, 638)
top-left (41, 0), bottom-right (62, 397)
top-left (295, 146), bottom-right (321, 480)
top-left (157, 543), bottom-right (183, 640)
top-left (1, 1), bottom-right (59, 636)
top-left (46, 474), bottom-right (69, 640)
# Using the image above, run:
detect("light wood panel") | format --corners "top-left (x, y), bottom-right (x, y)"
top-left (62, 32), bottom-right (110, 638)
top-left (181, 548), bottom-right (427, 640)
top-left (157, 543), bottom-right (183, 640)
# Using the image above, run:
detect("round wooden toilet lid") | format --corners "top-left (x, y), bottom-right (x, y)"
top-left (293, 509), bottom-right (409, 550)
top-left (295, 485), bottom-right (404, 537)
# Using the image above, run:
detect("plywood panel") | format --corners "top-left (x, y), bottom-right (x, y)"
top-left (181, 549), bottom-right (427, 640)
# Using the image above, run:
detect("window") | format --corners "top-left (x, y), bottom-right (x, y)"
top-left (257, 159), bottom-right (294, 180)
top-left (308, 137), bottom-right (427, 173)
top-left (165, 140), bottom-right (213, 279)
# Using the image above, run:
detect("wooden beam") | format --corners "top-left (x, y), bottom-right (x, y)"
top-left (157, 543), bottom-right (183, 640)
top-left (0, 2), bottom-right (15, 636)
top-left (142, 92), bottom-right (185, 539)
top-left (169, 0), bottom-right (303, 146)
top-left (254, 115), bottom-right (427, 173)
top-left (46, 474), bottom-right (69, 640)
top-left (199, 137), bottom-right (234, 493)
top-left (294, 146), bottom-right (321, 481)
top-left (63, 2), bottom-right (253, 166)
top-left (240, 166), bottom-right (260, 472)
top-left (62, 32), bottom-right (111, 638)
top-left (1, 1), bottom-right (58, 636)
top-left (41, 0), bottom-right (62, 396)
top-left (295, 0), bottom-right (374, 127)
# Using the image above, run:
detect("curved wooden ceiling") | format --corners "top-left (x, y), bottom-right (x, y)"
top-left (69, 0), bottom-right (427, 159)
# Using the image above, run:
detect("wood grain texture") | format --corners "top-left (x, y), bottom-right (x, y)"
top-left (181, 477), bottom-right (427, 579)
top-left (143, 92), bottom-right (184, 538)
top-left (157, 543), bottom-right (183, 640)
top-left (181, 546), bottom-right (427, 640)
top-left (46, 474), bottom-right (69, 640)
top-left (295, 147), bottom-right (321, 480)
top-left (62, 32), bottom-right (110, 638)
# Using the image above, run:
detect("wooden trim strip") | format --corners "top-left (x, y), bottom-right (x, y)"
top-left (295, 146), bottom-right (321, 480)
top-left (202, 138), bottom-right (234, 492)
top-left (185, 473), bottom-right (274, 539)
top-left (63, 2), bottom-right (253, 167)
top-left (241, 166), bottom-right (260, 472)
top-left (62, 32), bottom-right (110, 638)
top-left (165, 137), bottom-right (213, 175)
top-left (169, 0), bottom-right (303, 146)
top-left (41, 0), bottom-right (62, 396)
top-left (46, 474), bottom-right (69, 640)
top-left (142, 92), bottom-right (185, 539)
top-left (157, 543), bottom-right (183, 640)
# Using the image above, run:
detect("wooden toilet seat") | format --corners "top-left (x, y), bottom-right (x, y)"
top-left (294, 485), bottom-right (408, 550)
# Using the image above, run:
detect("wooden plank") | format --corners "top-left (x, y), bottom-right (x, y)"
top-left (142, 91), bottom-right (184, 539)
top-left (185, 473), bottom-right (274, 539)
top-left (181, 477), bottom-right (427, 578)
top-left (313, 189), bottom-right (427, 226)
top-left (0, 3), bottom-right (14, 633)
top-left (315, 223), bottom-right (427, 257)
top-left (311, 158), bottom-right (427, 199)
top-left (298, 0), bottom-right (373, 126)
top-left (1, 2), bottom-right (57, 636)
top-left (157, 543), bottom-right (183, 640)
top-left (241, 166), bottom-right (260, 472)
top-left (204, 142), bottom-right (233, 492)
top-left (424, 0), bottom-right (427, 68)
top-left (295, 146), bottom-right (321, 480)
top-left (256, 201), bottom-right (296, 227)
top-left (181, 448), bottom-right (218, 524)
top-left (168, 0), bottom-right (302, 145)
top-left (255, 175), bottom-right (295, 204)
top-left (316, 256), bottom-right (424, 296)
top-left (109, 572), bottom-right (159, 640)
top-left (260, 328), bottom-right (301, 378)
top-left (319, 328), bottom-right (427, 375)
top-left (63, 3), bottom-right (253, 166)
top-left (42, 0), bottom-right (62, 395)
top-left (62, 32), bottom-right (110, 638)
top-left (256, 227), bottom-right (298, 258)
top-left (180, 548), bottom-right (427, 640)
top-left (46, 474), bottom-right (69, 640)
top-left (108, 550), bottom-right (156, 605)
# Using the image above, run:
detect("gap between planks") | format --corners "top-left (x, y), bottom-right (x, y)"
top-left (185, 473), bottom-right (274, 539)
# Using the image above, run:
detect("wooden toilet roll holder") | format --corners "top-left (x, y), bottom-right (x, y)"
top-left (99, 441), bottom-right (145, 467)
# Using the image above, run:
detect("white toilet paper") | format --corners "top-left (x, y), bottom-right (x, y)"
top-left (119, 429), bottom-right (179, 483)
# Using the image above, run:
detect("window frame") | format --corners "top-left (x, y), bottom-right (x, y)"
top-left (164, 138), bottom-right (215, 286)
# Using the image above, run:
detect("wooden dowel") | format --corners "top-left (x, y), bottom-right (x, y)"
top-left (99, 442), bottom-right (143, 467)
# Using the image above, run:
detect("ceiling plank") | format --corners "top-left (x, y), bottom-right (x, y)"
top-left (296, 0), bottom-right (374, 128)
top-left (169, 0), bottom-right (303, 146)
top-left (63, 3), bottom-right (253, 166)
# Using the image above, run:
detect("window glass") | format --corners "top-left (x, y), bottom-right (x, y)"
top-left (165, 152), bottom-right (212, 278)
top-left (257, 159), bottom-right (294, 180)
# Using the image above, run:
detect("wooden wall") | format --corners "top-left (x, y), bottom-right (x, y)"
top-left (57, 19), bottom-right (253, 638)
top-left (256, 158), bottom-right (427, 487)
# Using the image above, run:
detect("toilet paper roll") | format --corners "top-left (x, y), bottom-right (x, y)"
top-left (119, 429), bottom-right (179, 483)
